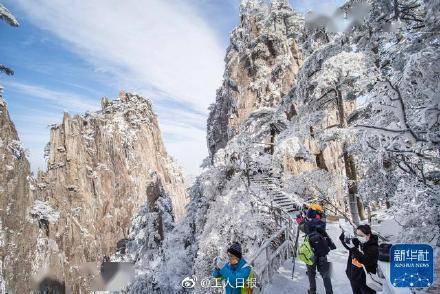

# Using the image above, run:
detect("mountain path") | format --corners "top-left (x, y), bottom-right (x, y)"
top-left (262, 220), bottom-right (352, 293)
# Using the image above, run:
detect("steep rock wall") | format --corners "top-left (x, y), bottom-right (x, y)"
top-left (207, 0), bottom-right (303, 156)
top-left (0, 97), bottom-right (38, 293)
top-left (29, 92), bottom-right (188, 291)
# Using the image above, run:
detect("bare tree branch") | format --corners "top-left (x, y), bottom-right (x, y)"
top-left (385, 79), bottom-right (426, 142)
top-left (355, 124), bottom-right (409, 134)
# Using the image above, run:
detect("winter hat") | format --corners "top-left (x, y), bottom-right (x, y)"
top-left (306, 209), bottom-right (317, 219)
top-left (227, 242), bottom-right (242, 259)
top-left (309, 203), bottom-right (323, 212)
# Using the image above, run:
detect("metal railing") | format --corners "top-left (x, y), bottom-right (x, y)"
top-left (248, 205), bottom-right (298, 293)
top-left (243, 168), bottom-right (301, 293)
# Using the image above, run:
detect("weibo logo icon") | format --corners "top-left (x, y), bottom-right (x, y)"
top-left (181, 276), bottom-right (197, 289)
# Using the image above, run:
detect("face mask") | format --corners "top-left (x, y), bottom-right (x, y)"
top-left (358, 236), bottom-right (368, 243)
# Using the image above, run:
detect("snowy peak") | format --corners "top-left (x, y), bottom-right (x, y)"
top-left (239, 0), bottom-right (266, 14)
top-left (100, 91), bottom-right (155, 119)
top-left (207, 0), bottom-right (303, 157)
top-left (1, 91), bottom-right (188, 292)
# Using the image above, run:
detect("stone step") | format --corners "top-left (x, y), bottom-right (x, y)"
top-left (279, 204), bottom-right (295, 209)
top-left (273, 193), bottom-right (287, 197)
top-left (274, 196), bottom-right (289, 200)
top-left (267, 191), bottom-right (283, 194)
top-left (273, 195), bottom-right (287, 199)
top-left (273, 196), bottom-right (290, 200)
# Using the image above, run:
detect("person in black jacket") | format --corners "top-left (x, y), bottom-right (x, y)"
top-left (339, 224), bottom-right (379, 294)
top-left (303, 209), bottom-right (336, 294)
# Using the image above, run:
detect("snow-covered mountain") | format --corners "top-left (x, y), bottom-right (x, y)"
top-left (0, 92), bottom-right (188, 292)
top-left (0, 0), bottom-right (438, 293)
top-left (0, 96), bottom-right (38, 294)
top-left (125, 0), bottom-right (439, 293)
top-left (207, 0), bottom-right (303, 156)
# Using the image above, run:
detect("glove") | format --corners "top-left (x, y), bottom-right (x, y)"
top-left (213, 256), bottom-right (225, 270)
top-left (352, 238), bottom-right (361, 248)
top-left (339, 232), bottom-right (345, 243)
top-left (345, 238), bottom-right (355, 249)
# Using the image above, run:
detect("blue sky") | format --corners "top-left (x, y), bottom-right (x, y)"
top-left (0, 0), bottom-right (344, 177)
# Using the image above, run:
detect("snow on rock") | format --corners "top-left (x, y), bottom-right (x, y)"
top-left (0, 3), bottom-right (19, 27)
top-left (28, 200), bottom-right (60, 224)
top-left (0, 91), bottom-right (188, 292)
top-left (207, 0), bottom-right (303, 156)
top-left (0, 94), bottom-right (37, 293)
top-left (26, 91), bottom-right (188, 291)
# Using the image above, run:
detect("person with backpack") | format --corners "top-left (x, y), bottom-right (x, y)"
top-left (339, 224), bottom-right (379, 294)
top-left (303, 208), bottom-right (327, 234)
top-left (297, 203), bottom-right (326, 225)
top-left (310, 202), bottom-right (327, 224)
top-left (212, 242), bottom-right (254, 294)
top-left (299, 208), bottom-right (336, 294)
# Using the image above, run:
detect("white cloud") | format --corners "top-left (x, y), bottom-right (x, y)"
top-left (4, 81), bottom-right (99, 112)
top-left (12, 0), bottom-right (227, 176)
top-left (14, 0), bottom-right (224, 113)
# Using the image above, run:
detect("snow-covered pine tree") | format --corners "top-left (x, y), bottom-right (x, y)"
top-left (347, 0), bottom-right (439, 243)
top-left (0, 3), bottom-right (18, 27)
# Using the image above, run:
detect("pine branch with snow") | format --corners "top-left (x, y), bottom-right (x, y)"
top-left (0, 3), bottom-right (19, 27)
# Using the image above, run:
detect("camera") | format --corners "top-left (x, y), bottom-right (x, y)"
top-left (344, 236), bottom-right (353, 244)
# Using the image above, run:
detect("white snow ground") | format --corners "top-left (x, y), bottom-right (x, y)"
top-left (263, 220), bottom-right (352, 293)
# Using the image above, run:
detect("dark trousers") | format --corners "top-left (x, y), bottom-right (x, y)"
top-left (350, 281), bottom-right (376, 294)
top-left (306, 256), bottom-right (333, 294)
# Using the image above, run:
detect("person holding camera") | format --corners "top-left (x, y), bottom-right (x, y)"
top-left (212, 242), bottom-right (252, 294)
top-left (339, 224), bottom-right (379, 294)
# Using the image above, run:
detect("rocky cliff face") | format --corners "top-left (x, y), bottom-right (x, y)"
top-left (130, 1), bottom-right (439, 292)
top-left (0, 97), bottom-right (38, 294)
top-left (207, 0), bottom-right (303, 156)
top-left (42, 91), bottom-right (187, 219)
top-left (0, 92), bottom-right (188, 292)
top-left (272, 48), bottom-right (377, 208)
top-left (125, 1), bottom-right (304, 292)
top-left (29, 92), bottom-right (188, 291)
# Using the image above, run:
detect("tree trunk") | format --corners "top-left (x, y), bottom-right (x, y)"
top-left (385, 198), bottom-right (391, 209)
top-left (336, 88), bottom-right (363, 225)
top-left (367, 205), bottom-right (372, 223)
top-left (393, 0), bottom-right (400, 20)
top-left (357, 196), bottom-right (367, 221)
top-left (343, 147), bottom-right (361, 226)
top-left (336, 88), bottom-right (347, 128)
